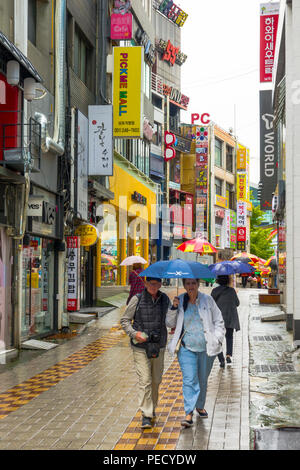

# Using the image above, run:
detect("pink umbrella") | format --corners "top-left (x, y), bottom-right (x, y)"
top-left (120, 256), bottom-right (147, 266)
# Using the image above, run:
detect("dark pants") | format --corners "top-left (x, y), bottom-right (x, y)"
top-left (218, 328), bottom-right (234, 363)
top-left (242, 277), bottom-right (247, 288)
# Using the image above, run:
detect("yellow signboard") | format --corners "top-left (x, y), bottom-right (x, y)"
top-left (237, 146), bottom-right (247, 170)
top-left (113, 46), bottom-right (143, 138)
top-left (75, 224), bottom-right (99, 247)
top-left (215, 195), bottom-right (228, 208)
top-left (237, 173), bottom-right (247, 201)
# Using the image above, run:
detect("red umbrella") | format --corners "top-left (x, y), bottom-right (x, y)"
top-left (177, 238), bottom-right (218, 254)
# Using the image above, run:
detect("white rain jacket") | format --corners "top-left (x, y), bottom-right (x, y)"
top-left (167, 292), bottom-right (225, 357)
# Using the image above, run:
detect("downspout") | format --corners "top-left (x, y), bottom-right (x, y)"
top-left (35, 0), bottom-right (66, 155)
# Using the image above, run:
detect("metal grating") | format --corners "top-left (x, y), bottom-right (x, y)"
top-left (255, 364), bottom-right (295, 373)
top-left (251, 317), bottom-right (261, 321)
top-left (253, 335), bottom-right (283, 341)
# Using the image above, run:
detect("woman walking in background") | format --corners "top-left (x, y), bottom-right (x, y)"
top-left (126, 263), bottom-right (145, 305)
top-left (211, 275), bottom-right (240, 368)
top-left (168, 278), bottom-right (225, 428)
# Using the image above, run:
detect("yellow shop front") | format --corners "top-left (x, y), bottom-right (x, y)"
top-left (98, 155), bottom-right (157, 286)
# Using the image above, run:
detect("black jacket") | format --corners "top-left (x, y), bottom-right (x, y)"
top-left (211, 286), bottom-right (240, 331)
top-left (131, 289), bottom-right (169, 350)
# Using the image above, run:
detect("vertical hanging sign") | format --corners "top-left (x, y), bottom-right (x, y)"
top-left (88, 105), bottom-right (113, 176)
top-left (113, 46), bottom-right (144, 138)
top-left (67, 236), bottom-right (80, 312)
top-left (260, 3), bottom-right (280, 83)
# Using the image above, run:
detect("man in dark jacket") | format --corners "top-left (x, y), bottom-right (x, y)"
top-left (211, 275), bottom-right (240, 368)
top-left (121, 277), bottom-right (179, 429)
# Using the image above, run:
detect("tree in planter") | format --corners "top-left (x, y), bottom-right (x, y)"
top-left (250, 205), bottom-right (274, 260)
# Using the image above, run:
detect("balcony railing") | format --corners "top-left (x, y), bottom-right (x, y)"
top-left (151, 72), bottom-right (164, 95)
top-left (0, 115), bottom-right (41, 172)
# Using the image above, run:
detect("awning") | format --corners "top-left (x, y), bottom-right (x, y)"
top-left (0, 30), bottom-right (43, 83)
top-left (0, 165), bottom-right (26, 184)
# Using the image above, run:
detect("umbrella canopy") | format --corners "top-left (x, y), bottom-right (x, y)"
top-left (177, 238), bottom-right (217, 254)
top-left (101, 254), bottom-right (117, 266)
top-left (209, 260), bottom-right (255, 276)
top-left (139, 259), bottom-right (214, 280)
top-left (120, 255), bottom-right (147, 266)
top-left (260, 267), bottom-right (271, 277)
top-left (230, 252), bottom-right (260, 264)
top-left (264, 256), bottom-right (277, 269)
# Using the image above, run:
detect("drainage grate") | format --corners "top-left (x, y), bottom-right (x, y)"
top-left (253, 335), bottom-right (283, 341)
top-left (251, 317), bottom-right (261, 321)
top-left (255, 364), bottom-right (295, 373)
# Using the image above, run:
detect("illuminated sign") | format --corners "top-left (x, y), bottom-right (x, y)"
top-left (111, 13), bottom-right (132, 40)
top-left (191, 113), bottom-right (211, 125)
top-left (135, 28), bottom-right (156, 67)
top-left (163, 84), bottom-right (189, 110)
top-left (156, 39), bottom-right (187, 66)
top-left (237, 173), bottom-right (247, 201)
top-left (237, 146), bottom-right (247, 170)
top-left (164, 131), bottom-right (176, 161)
top-left (75, 224), bottom-right (99, 247)
top-left (158, 0), bottom-right (188, 27)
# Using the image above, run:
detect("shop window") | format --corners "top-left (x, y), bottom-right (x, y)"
top-left (21, 237), bottom-right (54, 338)
top-left (215, 138), bottom-right (223, 167)
top-left (101, 212), bottom-right (118, 286)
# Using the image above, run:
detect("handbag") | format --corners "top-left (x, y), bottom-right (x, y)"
top-left (175, 328), bottom-right (185, 354)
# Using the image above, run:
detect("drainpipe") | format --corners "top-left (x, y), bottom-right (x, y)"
top-left (35, 0), bottom-right (66, 155)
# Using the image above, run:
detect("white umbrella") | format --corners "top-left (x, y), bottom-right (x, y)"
top-left (120, 256), bottom-right (147, 266)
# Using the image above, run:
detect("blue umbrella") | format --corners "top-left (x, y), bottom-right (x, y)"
top-left (208, 260), bottom-right (255, 276)
top-left (139, 259), bottom-right (214, 280)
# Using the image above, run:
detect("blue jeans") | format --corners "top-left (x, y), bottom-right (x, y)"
top-left (177, 346), bottom-right (216, 415)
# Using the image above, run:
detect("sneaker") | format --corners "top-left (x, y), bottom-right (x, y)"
top-left (141, 417), bottom-right (152, 429)
top-left (219, 361), bottom-right (225, 368)
top-left (226, 356), bottom-right (232, 364)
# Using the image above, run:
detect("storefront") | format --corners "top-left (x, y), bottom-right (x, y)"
top-left (99, 153), bottom-right (157, 287)
top-left (21, 236), bottom-right (55, 338)
top-left (23, 185), bottom-right (63, 340)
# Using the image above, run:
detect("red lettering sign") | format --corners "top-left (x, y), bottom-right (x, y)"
top-left (191, 113), bottom-right (211, 125)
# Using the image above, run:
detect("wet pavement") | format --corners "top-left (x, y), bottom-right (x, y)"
top-left (0, 287), bottom-right (299, 450)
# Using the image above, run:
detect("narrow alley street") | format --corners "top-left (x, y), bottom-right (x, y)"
top-left (1, 287), bottom-right (297, 452)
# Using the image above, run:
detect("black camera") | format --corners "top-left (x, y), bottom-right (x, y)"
top-left (148, 331), bottom-right (160, 343)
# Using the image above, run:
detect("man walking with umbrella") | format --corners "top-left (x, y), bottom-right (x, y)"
top-left (120, 276), bottom-right (179, 429)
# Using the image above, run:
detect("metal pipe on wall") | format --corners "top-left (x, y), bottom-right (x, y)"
top-left (35, 0), bottom-right (66, 156)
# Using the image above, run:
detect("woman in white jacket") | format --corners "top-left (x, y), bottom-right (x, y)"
top-left (167, 278), bottom-right (225, 427)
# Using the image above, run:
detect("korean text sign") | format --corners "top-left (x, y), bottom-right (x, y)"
top-left (113, 46), bottom-right (143, 138)
top-left (260, 3), bottom-right (279, 83)
top-left (237, 173), bottom-right (247, 201)
top-left (237, 201), bottom-right (247, 227)
top-left (88, 105), bottom-right (113, 176)
top-left (67, 237), bottom-right (80, 312)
